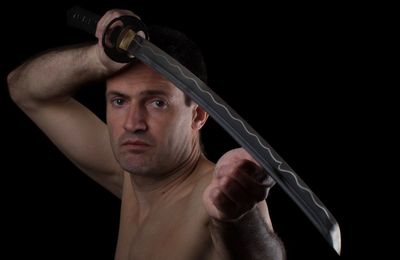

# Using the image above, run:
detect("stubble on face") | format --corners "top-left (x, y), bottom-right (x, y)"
top-left (106, 63), bottom-right (197, 179)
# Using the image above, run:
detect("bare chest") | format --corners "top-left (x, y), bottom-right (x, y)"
top-left (115, 196), bottom-right (215, 259)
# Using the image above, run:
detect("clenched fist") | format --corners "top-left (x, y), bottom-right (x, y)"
top-left (203, 148), bottom-right (275, 222)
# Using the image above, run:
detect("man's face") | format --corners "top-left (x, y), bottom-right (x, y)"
top-left (106, 63), bottom-right (198, 177)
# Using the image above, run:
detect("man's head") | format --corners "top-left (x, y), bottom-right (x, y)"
top-left (147, 25), bottom-right (208, 106)
top-left (105, 26), bottom-right (209, 177)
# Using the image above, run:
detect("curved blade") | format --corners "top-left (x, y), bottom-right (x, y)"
top-left (66, 7), bottom-right (341, 254)
top-left (122, 34), bottom-right (341, 254)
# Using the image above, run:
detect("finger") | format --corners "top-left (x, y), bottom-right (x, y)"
top-left (96, 9), bottom-right (139, 39)
top-left (239, 160), bottom-right (270, 184)
top-left (216, 159), bottom-right (268, 184)
top-left (218, 176), bottom-right (254, 210)
top-left (215, 160), bottom-right (272, 201)
top-left (225, 164), bottom-right (271, 202)
top-left (211, 188), bottom-right (237, 219)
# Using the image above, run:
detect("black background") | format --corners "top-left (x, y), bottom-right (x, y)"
top-left (0, 1), bottom-right (393, 259)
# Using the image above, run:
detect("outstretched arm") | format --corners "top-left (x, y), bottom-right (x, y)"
top-left (7, 9), bottom-right (137, 198)
top-left (203, 148), bottom-right (286, 260)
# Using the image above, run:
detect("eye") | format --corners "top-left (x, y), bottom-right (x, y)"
top-left (151, 99), bottom-right (167, 108)
top-left (111, 98), bottom-right (125, 107)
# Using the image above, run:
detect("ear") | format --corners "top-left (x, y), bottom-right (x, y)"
top-left (192, 105), bottom-right (208, 130)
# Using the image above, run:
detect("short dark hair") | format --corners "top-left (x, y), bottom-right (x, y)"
top-left (145, 26), bottom-right (208, 149)
top-left (148, 25), bottom-right (208, 84)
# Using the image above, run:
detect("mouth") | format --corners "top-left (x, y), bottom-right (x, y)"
top-left (120, 139), bottom-right (152, 152)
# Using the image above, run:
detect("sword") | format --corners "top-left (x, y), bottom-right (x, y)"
top-left (67, 6), bottom-right (341, 254)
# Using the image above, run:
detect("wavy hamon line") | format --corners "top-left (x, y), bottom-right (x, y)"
top-left (131, 35), bottom-right (341, 255)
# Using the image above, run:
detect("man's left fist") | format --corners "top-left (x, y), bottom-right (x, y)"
top-left (203, 148), bottom-right (275, 222)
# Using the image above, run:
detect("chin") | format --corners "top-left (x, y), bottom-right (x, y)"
top-left (117, 152), bottom-right (138, 167)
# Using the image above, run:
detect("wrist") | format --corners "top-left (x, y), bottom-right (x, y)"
top-left (210, 206), bottom-right (259, 227)
top-left (88, 43), bottom-right (126, 77)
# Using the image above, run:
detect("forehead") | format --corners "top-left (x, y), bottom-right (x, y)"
top-left (106, 62), bottom-right (181, 95)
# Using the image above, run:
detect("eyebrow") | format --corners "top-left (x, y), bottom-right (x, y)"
top-left (106, 90), bottom-right (169, 99)
top-left (106, 91), bottom-right (129, 99)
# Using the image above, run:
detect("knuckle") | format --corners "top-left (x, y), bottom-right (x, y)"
top-left (230, 169), bottom-right (243, 180)
top-left (238, 159), bottom-right (258, 173)
top-left (264, 175), bottom-right (276, 187)
top-left (215, 164), bottom-right (234, 179)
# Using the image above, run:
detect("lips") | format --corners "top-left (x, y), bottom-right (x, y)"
top-left (120, 139), bottom-right (152, 152)
top-left (122, 140), bottom-right (149, 146)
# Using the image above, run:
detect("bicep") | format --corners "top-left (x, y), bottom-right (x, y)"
top-left (24, 98), bottom-right (123, 198)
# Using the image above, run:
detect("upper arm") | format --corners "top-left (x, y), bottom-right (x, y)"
top-left (21, 98), bottom-right (124, 198)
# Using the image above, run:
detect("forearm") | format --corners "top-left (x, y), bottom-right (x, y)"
top-left (209, 208), bottom-right (285, 260)
top-left (7, 43), bottom-right (108, 109)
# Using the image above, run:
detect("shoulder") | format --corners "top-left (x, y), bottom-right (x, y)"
top-left (191, 157), bottom-right (215, 198)
top-left (182, 157), bottom-right (215, 218)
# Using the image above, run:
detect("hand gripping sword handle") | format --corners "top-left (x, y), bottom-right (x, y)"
top-left (66, 6), bottom-right (148, 63)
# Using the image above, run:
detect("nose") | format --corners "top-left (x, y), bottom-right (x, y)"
top-left (123, 104), bottom-right (148, 133)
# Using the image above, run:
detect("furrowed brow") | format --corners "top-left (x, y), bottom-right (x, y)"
top-left (106, 90), bottom-right (129, 99)
top-left (139, 90), bottom-right (169, 97)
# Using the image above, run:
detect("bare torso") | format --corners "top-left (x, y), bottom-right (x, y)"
top-left (114, 158), bottom-right (219, 260)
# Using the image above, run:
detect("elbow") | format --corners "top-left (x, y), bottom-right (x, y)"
top-left (7, 69), bottom-right (16, 99)
top-left (7, 68), bottom-right (23, 104)
top-left (7, 68), bottom-right (37, 111)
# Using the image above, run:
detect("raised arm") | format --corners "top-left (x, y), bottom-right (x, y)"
top-left (7, 9), bottom-right (136, 198)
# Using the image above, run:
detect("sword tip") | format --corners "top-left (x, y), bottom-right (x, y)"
top-left (330, 222), bottom-right (342, 255)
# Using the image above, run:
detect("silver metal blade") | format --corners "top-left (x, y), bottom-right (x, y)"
top-left (123, 34), bottom-right (341, 255)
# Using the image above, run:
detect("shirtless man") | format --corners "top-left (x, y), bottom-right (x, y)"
top-left (7, 9), bottom-right (285, 260)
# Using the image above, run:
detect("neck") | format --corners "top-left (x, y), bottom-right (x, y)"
top-left (130, 142), bottom-right (204, 209)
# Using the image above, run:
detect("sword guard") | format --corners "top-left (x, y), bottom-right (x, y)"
top-left (102, 15), bottom-right (148, 63)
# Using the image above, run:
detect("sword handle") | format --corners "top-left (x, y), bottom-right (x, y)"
top-left (67, 6), bottom-right (100, 35)
top-left (66, 6), bottom-right (148, 63)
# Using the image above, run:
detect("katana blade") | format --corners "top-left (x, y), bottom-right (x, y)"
top-left (121, 34), bottom-right (341, 254)
top-left (67, 7), bottom-right (341, 254)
